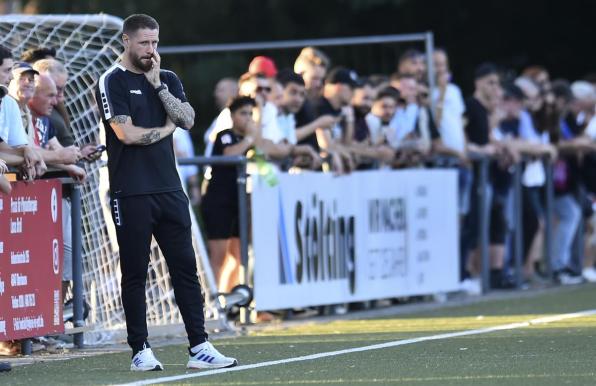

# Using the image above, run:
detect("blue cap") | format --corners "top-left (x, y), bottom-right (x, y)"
top-left (12, 61), bottom-right (39, 77)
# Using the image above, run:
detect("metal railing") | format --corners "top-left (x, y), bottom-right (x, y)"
top-left (177, 156), bottom-right (252, 324)
top-left (470, 154), bottom-right (557, 294)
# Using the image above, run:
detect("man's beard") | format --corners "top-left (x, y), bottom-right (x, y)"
top-left (131, 54), bottom-right (153, 72)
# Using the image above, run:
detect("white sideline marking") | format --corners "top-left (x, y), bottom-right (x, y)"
top-left (115, 309), bottom-right (596, 386)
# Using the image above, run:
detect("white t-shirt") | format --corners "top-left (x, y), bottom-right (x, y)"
top-left (204, 108), bottom-right (232, 157)
top-left (173, 127), bottom-right (198, 183)
top-left (499, 109), bottom-right (549, 188)
top-left (277, 112), bottom-right (297, 145)
top-left (205, 102), bottom-right (282, 155)
top-left (0, 96), bottom-right (28, 146)
top-left (260, 102), bottom-right (283, 143)
top-left (432, 83), bottom-right (466, 152)
top-left (365, 114), bottom-right (384, 145)
top-left (387, 103), bottom-right (419, 148)
top-left (586, 115), bottom-right (596, 140)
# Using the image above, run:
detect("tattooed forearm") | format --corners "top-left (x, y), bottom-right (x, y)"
top-left (137, 130), bottom-right (161, 145)
top-left (109, 115), bottom-right (128, 124)
top-left (157, 89), bottom-right (195, 128)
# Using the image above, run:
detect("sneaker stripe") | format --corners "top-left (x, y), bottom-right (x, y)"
top-left (197, 354), bottom-right (205, 361)
top-left (207, 357), bottom-right (215, 363)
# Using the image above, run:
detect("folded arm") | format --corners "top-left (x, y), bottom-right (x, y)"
top-left (108, 115), bottom-right (176, 145)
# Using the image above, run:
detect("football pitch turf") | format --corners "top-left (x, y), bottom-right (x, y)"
top-left (2, 284), bottom-right (596, 385)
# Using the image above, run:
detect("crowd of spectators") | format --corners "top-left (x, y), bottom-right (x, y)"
top-left (0, 45), bottom-right (102, 354)
top-left (198, 46), bottom-right (596, 296)
top-left (1, 43), bottom-right (595, 320)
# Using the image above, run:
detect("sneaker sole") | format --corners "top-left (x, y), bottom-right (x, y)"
top-left (186, 359), bottom-right (238, 370)
top-left (130, 365), bottom-right (164, 372)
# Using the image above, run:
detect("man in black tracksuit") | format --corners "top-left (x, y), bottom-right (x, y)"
top-left (95, 13), bottom-right (236, 372)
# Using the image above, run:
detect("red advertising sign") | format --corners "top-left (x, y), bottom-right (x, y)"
top-left (0, 179), bottom-right (64, 341)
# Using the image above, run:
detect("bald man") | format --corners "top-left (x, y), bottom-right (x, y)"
top-left (28, 74), bottom-right (85, 179)
top-left (33, 58), bottom-right (74, 146)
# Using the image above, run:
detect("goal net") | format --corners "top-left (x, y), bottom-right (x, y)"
top-left (0, 14), bottom-right (216, 343)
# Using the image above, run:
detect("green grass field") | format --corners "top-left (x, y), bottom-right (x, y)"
top-left (2, 284), bottom-right (596, 385)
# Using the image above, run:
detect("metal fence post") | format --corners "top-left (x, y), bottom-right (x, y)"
top-left (513, 163), bottom-right (523, 288)
top-left (20, 339), bottom-right (32, 356)
top-left (235, 160), bottom-right (250, 323)
top-left (70, 184), bottom-right (84, 348)
top-left (543, 158), bottom-right (554, 280)
top-left (425, 31), bottom-right (436, 116)
top-left (479, 157), bottom-right (490, 294)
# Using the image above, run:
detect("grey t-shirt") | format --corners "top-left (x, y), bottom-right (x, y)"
top-left (50, 108), bottom-right (74, 147)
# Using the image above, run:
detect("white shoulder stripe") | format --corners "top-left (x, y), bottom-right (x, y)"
top-left (98, 64), bottom-right (124, 120)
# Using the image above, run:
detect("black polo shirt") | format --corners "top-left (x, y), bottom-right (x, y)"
top-left (96, 64), bottom-right (187, 198)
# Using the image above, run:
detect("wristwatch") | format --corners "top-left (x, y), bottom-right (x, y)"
top-left (155, 83), bottom-right (168, 93)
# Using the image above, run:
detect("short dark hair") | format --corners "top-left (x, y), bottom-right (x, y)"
top-left (474, 62), bottom-right (499, 80)
top-left (398, 48), bottom-right (423, 65)
top-left (503, 83), bottom-right (525, 101)
top-left (20, 46), bottom-right (56, 63)
top-left (228, 95), bottom-right (256, 113)
top-left (123, 14), bottom-right (159, 35)
top-left (375, 86), bottom-right (400, 103)
top-left (355, 77), bottom-right (373, 89)
top-left (551, 79), bottom-right (572, 102)
top-left (276, 69), bottom-right (305, 88)
top-left (0, 45), bottom-right (12, 65)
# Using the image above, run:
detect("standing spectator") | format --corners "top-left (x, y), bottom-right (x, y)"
top-left (397, 49), bottom-right (426, 83)
top-left (461, 63), bottom-right (502, 293)
top-left (294, 47), bottom-right (330, 101)
top-left (249, 55), bottom-right (278, 78)
top-left (550, 81), bottom-right (595, 284)
top-left (431, 49), bottom-right (467, 161)
top-left (28, 74), bottom-right (85, 179)
top-left (388, 73), bottom-right (437, 156)
top-left (32, 59), bottom-right (74, 146)
top-left (202, 96), bottom-right (256, 293)
top-left (313, 67), bottom-right (359, 173)
top-left (207, 73), bottom-right (278, 153)
top-left (0, 46), bottom-right (44, 178)
top-left (293, 47), bottom-right (337, 155)
top-left (0, 85), bottom-right (10, 193)
top-left (9, 62), bottom-right (80, 166)
top-left (347, 80), bottom-right (395, 168)
top-left (204, 77), bottom-right (238, 153)
top-left (274, 69), bottom-right (322, 170)
top-left (366, 86), bottom-right (401, 147)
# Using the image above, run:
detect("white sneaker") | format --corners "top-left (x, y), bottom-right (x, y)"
top-left (187, 341), bottom-right (237, 369)
top-left (130, 346), bottom-right (164, 371)
top-left (558, 272), bottom-right (584, 286)
top-left (582, 267), bottom-right (596, 283)
top-left (460, 278), bottom-right (482, 296)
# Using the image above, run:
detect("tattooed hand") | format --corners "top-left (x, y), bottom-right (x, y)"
top-left (145, 50), bottom-right (162, 88)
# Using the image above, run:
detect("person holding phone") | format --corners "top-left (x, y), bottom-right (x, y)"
top-left (95, 14), bottom-right (236, 372)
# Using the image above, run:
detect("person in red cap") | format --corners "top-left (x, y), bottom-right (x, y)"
top-left (248, 55), bottom-right (277, 78)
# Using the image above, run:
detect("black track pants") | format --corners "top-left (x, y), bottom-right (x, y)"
top-left (111, 190), bottom-right (208, 350)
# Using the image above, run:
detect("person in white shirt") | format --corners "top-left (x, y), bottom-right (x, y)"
top-left (0, 46), bottom-right (45, 179)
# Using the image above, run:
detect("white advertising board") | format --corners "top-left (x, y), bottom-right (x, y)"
top-left (252, 169), bottom-right (459, 311)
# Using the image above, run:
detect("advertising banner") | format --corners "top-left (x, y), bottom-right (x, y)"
top-left (252, 169), bottom-right (459, 310)
top-left (0, 180), bottom-right (64, 341)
